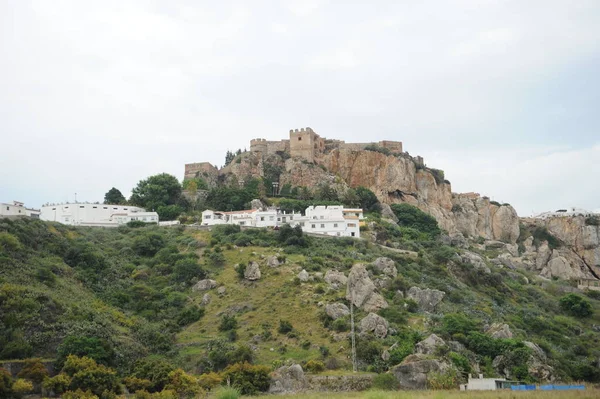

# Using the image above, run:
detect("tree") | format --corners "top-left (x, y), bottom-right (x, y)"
top-left (129, 174), bottom-right (182, 211)
top-left (221, 362), bottom-right (270, 395)
top-left (103, 188), bottom-right (126, 205)
top-left (390, 203), bottom-right (441, 238)
top-left (56, 336), bottom-right (115, 368)
top-left (559, 294), bottom-right (593, 318)
top-left (60, 355), bottom-right (119, 397)
top-left (224, 150), bottom-right (235, 166)
top-left (17, 358), bottom-right (48, 384)
top-left (355, 187), bottom-right (381, 213)
top-left (0, 368), bottom-right (13, 398)
top-left (132, 357), bottom-right (176, 393)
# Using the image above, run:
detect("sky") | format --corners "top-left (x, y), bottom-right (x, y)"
top-left (1, 0), bottom-right (599, 216)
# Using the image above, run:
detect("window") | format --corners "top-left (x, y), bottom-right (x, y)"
top-left (124, 208), bottom-right (128, 210)
top-left (298, 137), bottom-right (302, 141)
top-left (313, 216), bottom-right (317, 220)
top-left (269, 216), bottom-right (275, 221)
top-left (334, 223), bottom-right (338, 227)
top-left (65, 206), bottom-right (69, 209)
top-left (351, 232), bottom-right (355, 237)
top-left (320, 224), bottom-right (325, 228)
top-left (311, 224), bottom-right (316, 228)
top-left (348, 223), bottom-right (356, 227)
top-left (113, 207), bottom-right (118, 210)
top-left (277, 217), bottom-right (281, 221)
top-left (103, 207), bottom-right (108, 209)
top-left (79, 206), bottom-right (84, 208)
top-left (300, 222), bottom-right (305, 226)
top-left (204, 215), bottom-right (211, 219)
top-left (52, 208), bottom-right (56, 210)
top-left (6, 206), bottom-right (8, 211)
top-left (320, 215), bottom-right (324, 219)
top-left (337, 232), bottom-right (341, 236)
top-left (93, 206), bottom-right (97, 209)
top-left (240, 221), bottom-right (245, 226)
top-left (18, 210), bottom-right (21, 213)
top-left (260, 217), bottom-right (265, 221)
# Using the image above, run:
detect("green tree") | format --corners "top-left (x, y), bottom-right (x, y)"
top-left (390, 203), bottom-right (441, 238)
top-left (355, 187), bottom-right (380, 212)
top-left (221, 362), bottom-right (270, 395)
top-left (17, 358), bottom-right (49, 384)
top-left (0, 368), bottom-right (13, 398)
top-left (61, 355), bottom-right (119, 397)
top-left (57, 337), bottom-right (114, 368)
top-left (559, 294), bottom-right (593, 318)
top-left (129, 174), bottom-right (182, 211)
top-left (103, 188), bottom-right (126, 205)
top-left (156, 205), bottom-right (183, 221)
top-left (224, 150), bottom-right (235, 166)
top-left (132, 357), bottom-right (176, 393)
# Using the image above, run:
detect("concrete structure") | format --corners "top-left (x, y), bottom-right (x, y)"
top-left (577, 278), bottom-right (600, 291)
top-left (201, 205), bottom-right (362, 238)
top-left (0, 201), bottom-right (40, 218)
top-left (41, 203), bottom-right (158, 227)
top-left (462, 374), bottom-right (516, 391)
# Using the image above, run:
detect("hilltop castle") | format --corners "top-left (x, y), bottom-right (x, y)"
top-left (249, 127), bottom-right (403, 163)
top-left (184, 127), bottom-right (409, 180)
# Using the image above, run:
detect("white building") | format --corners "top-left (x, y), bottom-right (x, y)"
top-left (0, 201), bottom-right (41, 218)
top-left (533, 207), bottom-right (599, 220)
top-left (40, 203), bottom-right (158, 227)
top-left (462, 374), bottom-right (514, 391)
top-left (201, 205), bottom-right (361, 238)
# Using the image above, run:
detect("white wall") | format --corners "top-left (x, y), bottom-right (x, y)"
top-left (40, 203), bottom-right (155, 226)
top-left (0, 202), bottom-right (40, 218)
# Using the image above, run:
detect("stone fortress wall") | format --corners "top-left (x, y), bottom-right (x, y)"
top-left (250, 127), bottom-right (404, 163)
top-left (184, 162), bottom-right (219, 180)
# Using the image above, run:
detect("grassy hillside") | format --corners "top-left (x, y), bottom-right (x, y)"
top-left (1, 211), bottom-right (600, 392)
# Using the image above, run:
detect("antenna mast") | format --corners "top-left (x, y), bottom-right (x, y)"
top-left (350, 295), bottom-right (357, 373)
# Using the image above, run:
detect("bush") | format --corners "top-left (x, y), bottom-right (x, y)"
top-left (304, 360), bottom-right (325, 373)
top-left (197, 372), bottom-right (222, 390)
top-left (122, 377), bottom-right (152, 394)
top-left (448, 352), bottom-right (471, 374)
top-left (559, 294), bottom-right (593, 318)
top-left (221, 362), bottom-right (270, 395)
top-left (12, 378), bottom-right (33, 397)
top-left (165, 368), bottom-right (202, 398)
top-left (428, 369), bottom-right (459, 390)
top-left (133, 233), bottom-right (166, 257)
top-left (585, 216), bottom-right (600, 226)
top-left (439, 313), bottom-right (480, 338)
top-left (332, 318), bottom-right (349, 332)
top-left (219, 315), bottom-right (238, 332)
top-left (278, 320), bottom-right (293, 334)
top-left (390, 203), bottom-right (440, 238)
top-left (61, 389), bottom-right (99, 399)
top-left (57, 336), bottom-right (115, 368)
top-left (131, 358), bottom-right (176, 392)
top-left (0, 368), bottom-right (12, 398)
top-left (43, 374), bottom-right (72, 396)
top-left (371, 373), bottom-right (398, 390)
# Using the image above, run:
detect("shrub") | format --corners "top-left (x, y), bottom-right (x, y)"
top-left (61, 389), bottom-right (99, 399)
top-left (390, 203), bottom-right (440, 238)
top-left (559, 294), bottom-right (593, 318)
top-left (372, 373), bottom-right (398, 390)
top-left (197, 372), bottom-right (222, 390)
top-left (165, 369), bottom-right (202, 398)
top-left (532, 226), bottom-right (561, 249)
top-left (57, 336), bottom-right (114, 368)
top-left (68, 363), bottom-right (119, 396)
top-left (278, 320), bottom-right (293, 334)
top-left (43, 374), bottom-right (72, 396)
top-left (439, 313), bottom-right (480, 338)
top-left (428, 369), bottom-right (459, 390)
top-left (122, 377), bottom-right (152, 393)
top-left (585, 216), bottom-right (600, 226)
top-left (12, 378), bottom-right (33, 397)
top-left (388, 340), bottom-right (414, 365)
top-left (221, 362), bottom-right (270, 395)
top-left (219, 315), bottom-right (238, 332)
top-left (448, 352), bottom-right (471, 374)
top-left (176, 306), bottom-right (204, 327)
top-left (131, 358), bottom-right (176, 392)
top-left (0, 368), bottom-right (12, 398)
top-left (304, 360), bottom-right (325, 373)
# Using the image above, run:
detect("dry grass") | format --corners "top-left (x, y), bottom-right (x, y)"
top-left (245, 389), bottom-right (598, 399)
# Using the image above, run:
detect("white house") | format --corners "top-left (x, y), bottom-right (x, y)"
top-left (40, 203), bottom-right (158, 227)
top-left (200, 205), bottom-right (361, 238)
top-left (462, 374), bottom-right (514, 391)
top-left (0, 201), bottom-right (41, 218)
top-left (533, 207), bottom-right (599, 219)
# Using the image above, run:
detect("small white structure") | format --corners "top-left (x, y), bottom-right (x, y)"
top-left (463, 374), bottom-right (511, 391)
top-left (0, 201), bottom-right (41, 218)
top-left (40, 203), bottom-right (158, 227)
top-left (201, 205), bottom-right (361, 238)
top-left (533, 207), bottom-right (599, 220)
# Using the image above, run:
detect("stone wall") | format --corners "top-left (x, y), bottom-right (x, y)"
top-left (290, 127), bottom-right (325, 162)
top-left (184, 162), bottom-right (218, 180)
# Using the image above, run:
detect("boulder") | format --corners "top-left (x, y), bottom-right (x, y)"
top-left (359, 313), bottom-right (389, 338)
top-left (269, 364), bottom-right (306, 394)
top-left (460, 251), bottom-right (490, 274)
top-left (415, 334), bottom-right (446, 355)
top-left (297, 269), bottom-right (309, 282)
top-left (217, 286), bottom-right (226, 295)
top-left (201, 293), bottom-right (211, 305)
top-left (362, 292), bottom-right (389, 312)
top-left (506, 243), bottom-right (520, 257)
top-left (324, 270), bottom-right (348, 289)
top-left (390, 354), bottom-right (451, 389)
top-left (250, 199), bottom-right (266, 210)
top-left (244, 262), bottom-right (261, 281)
top-left (266, 255), bottom-right (282, 268)
top-left (535, 242), bottom-right (552, 270)
top-left (485, 240), bottom-right (506, 250)
top-left (192, 279), bottom-right (217, 292)
top-left (325, 303), bottom-right (350, 320)
top-left (373, 257), bottom-right (398, 278)
top-left (407, 287), bottom-right (445, 312)
top-left (346, 264), bottom-right (376, 307)
top-left (381, 203), bottom-right (399, 223)
top-left (485, 323), bottom-right (513, 339)
top-left (497, 253), bottom-right (517, 269)
top-left (540, 251), bottom-right (584, 280)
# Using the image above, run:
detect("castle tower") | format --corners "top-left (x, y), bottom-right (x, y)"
top-left (289, 127), bottom-right (323, 162)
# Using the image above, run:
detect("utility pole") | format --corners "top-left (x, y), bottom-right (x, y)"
top-left (350, 294), bottom-right (357, 373)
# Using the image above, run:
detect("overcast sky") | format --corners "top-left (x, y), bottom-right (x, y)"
top-left (1, 0), bottom-right (599, 216)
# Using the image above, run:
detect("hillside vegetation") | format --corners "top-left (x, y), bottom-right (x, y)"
top-left (1, 206), bottom-right (600, 396)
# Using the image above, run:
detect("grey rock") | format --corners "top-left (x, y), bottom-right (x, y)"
top-left (485, 323), bottom-right (513, 339)
top-left (460, 251), bottom-right (490, 273)
top-left (346, 264), bottom-right (376, 307)
top-left (267, 255), bottom-right (282, 268)
top-left (269, 364), bottom-right (306, 394)
top-left (536, 242), bottom-right (552, 270)
top-left (217, 286), bottom-right (226, 295)
top-left (373, 257), bottom-right (398, 278)
top-left (415, 334), bottom-right (446, 355)
top-left (407, 287), bottom-right (445, 312)
top-left (325, 303), bottom-right (350, 320)
top-left (244, 262), bottom-right (261, 281)
top-left (390, 354), bottom-right (451, 389)
top-left (506, 243), bottom-right (520, 257)
top-left (192, 279), bottom-right (217, 292)
top-left (201, 293), bottom-right (211, 305)
top-left (381, 203), bottom-right (399, 223)
top-left (250, 199), bottom-right (265, 210)
top-left (485, 240), bottom-right (506, 249)
top-left (363, 292), bottom-right (389, 312)
top-left (297, 269), bottom-right (309, 282)
top-left (359, 313), bottom-right (389, 339)
top-left (324, 270), bottom-right (348, 289)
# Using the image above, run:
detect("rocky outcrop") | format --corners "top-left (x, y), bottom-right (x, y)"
top-left (244, 262), bottom-right (261, 281)
top-left (324, 270), bottom-right (348, 289)
top-left (372, 257), bottom-right (397, 278)
top-left (381, 203), bottom-right (399, 223)
top-left (415, 334), bottom-right (446, 355)
top-left (192, 279), bottom-right (217, 292)
top-left (390, 354), bottom-right (452, 389)
top-left (485, 323), bottom-right (513, 339)
top-left (407, 287), bottom-right (445, 312)
top-left (359, 313), bottom-right (389, 338)
top-left (269, 364), bottom-right (306, 394)
top-left (267, 255), bottom-right (283, 268)
top-left (201, 293), bottom-right (211, 305)
top-left (325, 303), bottom-right (350, 320)
top-left (346, 264), bottom-right (388, 311)
top-left (459, 251), bottom-right (490, 274)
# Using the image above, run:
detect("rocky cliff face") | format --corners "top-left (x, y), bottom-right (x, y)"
top-left (218, 148), bottom-right (522, 243)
